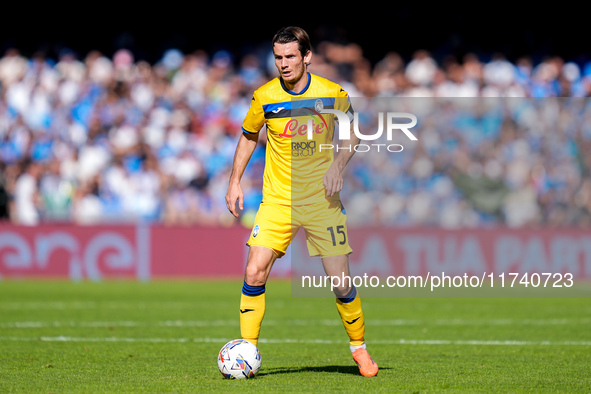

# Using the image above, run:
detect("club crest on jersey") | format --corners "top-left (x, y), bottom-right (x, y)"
top-left (314, 99), bottom-right (324, 112)
top-left (252, 224), bottom-right (260, 238)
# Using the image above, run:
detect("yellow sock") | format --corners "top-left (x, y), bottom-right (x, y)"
top-left (239, 283), bottom-right (266, 346)
top-left (335, 287), bottom-right (365, 347)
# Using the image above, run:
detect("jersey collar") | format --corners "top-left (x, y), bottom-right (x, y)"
top-left (280, 72), bottom-right (311, 95)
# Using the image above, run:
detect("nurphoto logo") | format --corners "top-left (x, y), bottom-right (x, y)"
top-left (309, 104), bottom-right (418, 153)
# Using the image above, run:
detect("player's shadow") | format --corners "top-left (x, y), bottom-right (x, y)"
top-left (258, 365), bottom-right (390, 376)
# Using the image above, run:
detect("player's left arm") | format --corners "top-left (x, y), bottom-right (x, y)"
top-left (324, 121), bottom-right (358, 197)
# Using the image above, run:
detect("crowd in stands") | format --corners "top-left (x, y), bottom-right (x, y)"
top-left (1, 40), bottom-right (591, 228)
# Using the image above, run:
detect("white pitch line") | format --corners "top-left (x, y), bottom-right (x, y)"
top-left (0, 320), bottom-right (230, 328)
top-left (2, 317), bottom-right (591, 329)
top-left (0, 301), bottom-right (195, 310)
top-left (0, 336), bottom-right (590, 346)
top-left (369, 317), bottom-right (591, 326)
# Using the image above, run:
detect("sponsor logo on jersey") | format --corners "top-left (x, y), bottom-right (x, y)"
top-left (279, 117), bottom-right (326, 139)
top-left (291, 141), bottom-right (317, 157)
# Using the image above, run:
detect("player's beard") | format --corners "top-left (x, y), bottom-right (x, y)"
top-left (282, 64), bottom-right (306, 86)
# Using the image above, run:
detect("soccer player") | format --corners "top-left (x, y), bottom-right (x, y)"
top-left (225, 26), bottom-right (378, 377)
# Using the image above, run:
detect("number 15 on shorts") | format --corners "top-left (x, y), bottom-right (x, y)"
top-left (327, 225), bottom-right (347, 246)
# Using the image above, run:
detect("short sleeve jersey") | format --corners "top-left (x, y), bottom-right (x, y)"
top-left (242, 72), bottom-right (353, 206)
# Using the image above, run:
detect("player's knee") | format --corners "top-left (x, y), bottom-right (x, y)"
top-left (244, 246), bottom-right (276, 286)
top-left (333, 284), bottom-right (353, 299)
top-left (244, 263), bottom-right (267, 286)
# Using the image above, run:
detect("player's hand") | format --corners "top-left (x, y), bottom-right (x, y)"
top-left (225, 181), bottom-right (244, 218)
top-left (323, 164), bottom-right (343, 197)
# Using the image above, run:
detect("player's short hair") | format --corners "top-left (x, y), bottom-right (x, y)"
top-left (272, 26), bottom-right (312, 58)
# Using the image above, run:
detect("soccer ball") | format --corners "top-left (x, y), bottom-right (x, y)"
top-left (217, 339), bottom-right (261, 379)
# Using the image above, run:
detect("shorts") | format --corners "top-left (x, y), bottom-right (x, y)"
top-left (246, 199), bottom-right (353, 258)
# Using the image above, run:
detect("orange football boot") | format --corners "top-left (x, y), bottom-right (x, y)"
top-left (352, 348), bottom-right (378, 377)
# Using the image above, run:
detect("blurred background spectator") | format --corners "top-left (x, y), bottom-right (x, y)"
top-left (1, 35), bottom-right (591, 228)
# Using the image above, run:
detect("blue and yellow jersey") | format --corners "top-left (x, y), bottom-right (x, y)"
top-left (242, 72), bottom-right (352, 206)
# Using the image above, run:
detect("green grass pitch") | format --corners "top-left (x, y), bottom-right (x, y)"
top-left (0, 279), bottom-right (589, 392)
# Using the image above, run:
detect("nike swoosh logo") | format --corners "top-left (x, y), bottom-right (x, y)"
top-left (346, 317), bottom-right (360, 324)
top-left (240, 308), bottom-right (254, 314)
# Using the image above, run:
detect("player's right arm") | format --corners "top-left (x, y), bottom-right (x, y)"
top-left (226, 90), bottom-right (265, 218)
top-left (226, 131), bottom-right (259, 218)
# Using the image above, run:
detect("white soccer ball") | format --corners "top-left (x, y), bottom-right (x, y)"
top-left (217, 339), bottom-right (262, 379)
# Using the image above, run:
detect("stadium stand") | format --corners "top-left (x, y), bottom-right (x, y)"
top-left (1, 43), bottom-right (590, 228)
